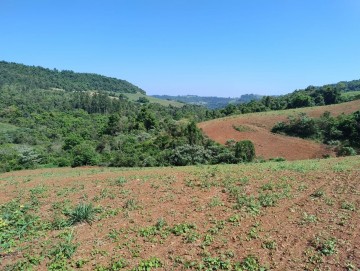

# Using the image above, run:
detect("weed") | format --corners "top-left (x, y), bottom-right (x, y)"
top-left (201, 256), bottom-right (232, 270)
top-left (248, 225), bottom-right (259, 240)
top-left (202, 234), bottom-right (214, 246)
top-left (171, 223), bottom-right (196, 236)
top-left (114, 177), bottom-right (127, 186)
top-left (236, 255), bottom-right (267, 271)
top-left (258, 193), bottom-right (279, 207)
top-left (300, 212), bottom-right (318, 225)
top-left (311, 189), bottom-right (325, 198)
top-left (133, 257), bottom-right (162, 271)
top-left (209, 196), bottom-right (224, 207)
top-left (234, 194), bottom-right (261, 215)
top-left (48, 230), bottom-right (77, 270)
top-left (0, 200), bottom-right (41, 253)
top-left (69, 202), bottom-right (97, 225)
top-left (311, 236), bottom-right (337, 256)
top-left (262, 240), bottom-right (277, 250)
top-left (124, 198), bottom-right (138, 210)
top-left (341, 201), bottom-right (356, 211)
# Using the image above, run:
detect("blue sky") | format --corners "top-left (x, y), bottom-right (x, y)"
top-left (1, 0), bottom-right (360, 97)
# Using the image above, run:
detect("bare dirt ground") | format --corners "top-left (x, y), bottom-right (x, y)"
top-left (198, 100), bottom-right (360, 160)
top-left (1, 156), bottom-right (360, 270)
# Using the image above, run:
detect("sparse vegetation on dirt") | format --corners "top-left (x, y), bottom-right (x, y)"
top-left (1, 156), bottom-right (359, 270)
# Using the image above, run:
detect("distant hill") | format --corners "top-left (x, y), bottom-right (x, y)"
top-left (151, 94), bottom-right (263, 109)
top-left (0, 61), bottom-right (145, 94)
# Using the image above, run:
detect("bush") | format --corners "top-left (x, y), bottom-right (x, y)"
top-left (336, 146), bottom-right (357, 156)
top-left (234, 140), bottom-right (256, 162)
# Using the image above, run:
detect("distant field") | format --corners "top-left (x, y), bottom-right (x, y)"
top-left (341, 90), bottom-right (360, 99)
top-left (1, 156), bottom-right (359, 270)
top-left (124, 92), bottom-right (184, 107)
top-left (199, 100), bottom-right (360, 160)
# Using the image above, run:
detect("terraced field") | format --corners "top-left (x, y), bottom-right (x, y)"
top-left (1, 156), bottom-right (359, 270)
top-left (199, 100), bottom-right (360, 160)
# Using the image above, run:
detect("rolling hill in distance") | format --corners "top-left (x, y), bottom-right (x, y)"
top-left (151, 94), bottom-right (263, 109)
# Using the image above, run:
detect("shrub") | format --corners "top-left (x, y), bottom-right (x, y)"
top-left (234, 140), bottom-right (255, 162)
top-left (336, 146), bottom-right (357, 157)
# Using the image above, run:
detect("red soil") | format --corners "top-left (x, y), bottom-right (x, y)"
top-left (199, 100), bottom-right (360, 160)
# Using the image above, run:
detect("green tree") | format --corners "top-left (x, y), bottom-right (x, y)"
top-left (234, 140), bottom-right (255, 162)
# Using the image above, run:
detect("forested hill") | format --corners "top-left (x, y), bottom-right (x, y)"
top-left (152, 94), bottom-right (262, 109)
top-left (0, 61), bottom-right (145, 94)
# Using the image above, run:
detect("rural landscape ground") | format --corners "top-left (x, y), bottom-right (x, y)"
top-left (1, 156), bottom-right (359, 270)
top-left (199, 100), bottom-right (360, 161)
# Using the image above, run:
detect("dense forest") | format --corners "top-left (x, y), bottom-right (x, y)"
top-left (0, 61), bottom-right (359, 172)
top-left (0, 61), bottom-right (145, 94)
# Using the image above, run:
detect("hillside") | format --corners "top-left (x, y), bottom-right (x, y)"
top-left (199, 100), bottom-right (360, 160)
top-left (1, 156), bottom-right (359, 270)
top-left (0, 61), bottom-right (145, 94)
top-left (152, 94), bottom-right (262, 109)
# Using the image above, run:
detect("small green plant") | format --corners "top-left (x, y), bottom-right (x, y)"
top-left (124, 198), bottom-right (138, 210)
top-left (69, 202), bottom-right (96, 225)
top-left (133, 257), bottom-right (162, 270)
top-left (311, 236), bottom-right (337, 256)
top-left (258, 193), bottom-right (278, 207)
top-left (300, 212), bottom-right (318, 225)
top-left (262, 240), bottom-right (277, 250)
top-left (311, 189), bottom-right (325, 198)
top-left (170, 223), bottom-right (196, 236)
top-left (208, 196), bottom-right (224, 207)
top-left (201, 256), bottom-right (232, 270)
top-left (248, 224), bottom-right (259, 240)
top-left (235, 255), bottom-right (267, 271)
top-left (114, 177), bottom-right (127, 186)
top-left (48, 230), bottom-right (78, 270)
top-left (341, 201), bottom-right (356, 211)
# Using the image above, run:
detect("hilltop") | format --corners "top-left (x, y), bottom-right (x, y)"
top-left (0, 61), bottom-right (145, 94)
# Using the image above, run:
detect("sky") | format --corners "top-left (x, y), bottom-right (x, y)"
top-left (1, 0), bottom-right (360, 97)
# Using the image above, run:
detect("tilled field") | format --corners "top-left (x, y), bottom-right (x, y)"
top-left (1, 156), bottom-right (360, 270)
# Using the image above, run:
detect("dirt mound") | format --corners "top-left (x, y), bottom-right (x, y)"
top-left (199, 100), bottom-right (360, 160)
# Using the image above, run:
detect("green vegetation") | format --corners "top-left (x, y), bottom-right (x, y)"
top-left (68, 202), bottom-right (97, 225)
top-left (0, 61), bottom-right (145, 94)
top-left (152, 94), bottom-right (262, 109)
top-left (272, 111), bottom-right (360, 154)
top-left (217, 79), bottom-right (360, 116)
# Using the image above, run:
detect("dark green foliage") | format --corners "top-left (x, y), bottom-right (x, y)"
top-left (272, 111), bottom-right (360, 153)
top-left (0, 61), bottom-right (145, 94)
top-left (336, 146), bottom-right (357, 156)
top-left (272, 113), bottom-right (319, 139)
top-left (234, 140), bottom-right (256, 162)
top-left (71, 142), bottom-right (100, 167)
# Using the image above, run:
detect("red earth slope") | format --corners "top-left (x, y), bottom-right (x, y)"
top-left (198, 100), bottom-right (360, 160)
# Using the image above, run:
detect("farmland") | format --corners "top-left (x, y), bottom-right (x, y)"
top-left (199, 100), bottom-right (360, 160)
top-left (1, 156), bottom-right (359, 270)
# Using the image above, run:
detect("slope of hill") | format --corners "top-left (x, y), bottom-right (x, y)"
top-left (124, 92), bottom-right (184, 107)
top-left (0, 61), bottom-right (145, 94)
top-left (1, 156), bottom-right (359, 270)
top-left (151, 94), bottom-right (262, 109)
top-left (199, 100), bottom-right (360, 160)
